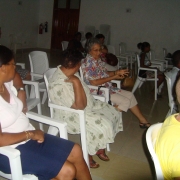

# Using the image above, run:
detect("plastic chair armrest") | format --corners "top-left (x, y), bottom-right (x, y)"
top-left (26, 111), bottom-right (68, 139)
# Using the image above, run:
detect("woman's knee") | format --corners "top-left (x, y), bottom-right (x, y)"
top-left (68, 143), bottom-right (84, 161)
top-left (58, 161), bottom-right (76, 179)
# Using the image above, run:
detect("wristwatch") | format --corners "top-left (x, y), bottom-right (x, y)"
top-left (17, 87), bottom-right (25, 92)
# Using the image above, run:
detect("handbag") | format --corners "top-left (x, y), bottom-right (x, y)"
top-left (122, 69), bottom-right (135, 88)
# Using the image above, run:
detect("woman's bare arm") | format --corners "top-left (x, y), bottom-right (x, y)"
top-left (0, 124), bottom-right (44, 146)
top-left (65, 75), bottom-right (87, 110)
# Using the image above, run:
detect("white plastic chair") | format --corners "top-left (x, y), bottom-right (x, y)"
top-left (119, 42), bottom-right (136, 69)
top-left (0, 111), bottom-right (68, 180)
top-left (61, 41), bottom-right (69, 51)
top-left (132, 54), bottom-right (160, 100)
top-left (164, 72), bottom-right (176, 118)
top-left (149, 50), bottom-right (168, 71)
top-left (29, 51), bottom-right (49, 104)
top-left (146, 123), bottom-right (164, 180)
top-left (84, 25), bottom-right (95, 37)
top-left (107, 45), bottom-right (115, 55)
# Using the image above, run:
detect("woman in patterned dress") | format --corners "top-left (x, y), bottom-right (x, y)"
top-left (81, 38), bottom-right (151, 129)
top-left (49, 49), bottom-right (123, 168)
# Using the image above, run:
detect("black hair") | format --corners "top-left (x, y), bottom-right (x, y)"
top-left (95, 34), bottom-right (105, 39)
top-left (0, 45), bottom-right (14, 67)
top-left (60, 49), bottom-right (83, 68)
top-left (172, 50), bottom-right (180, 67)
top-left (138, 42), bottom-right (150, 51)
top-left (74, 32), bottom-right (82, 38)
top-left (137, 43), bottom-right (142, 50)
top-left (85, 32), bottom-right (92, 39)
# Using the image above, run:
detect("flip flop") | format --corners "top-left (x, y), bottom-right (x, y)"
top-left (89, 160), bottom-right (99, 168)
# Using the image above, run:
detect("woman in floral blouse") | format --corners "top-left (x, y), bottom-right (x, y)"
top-left (49, 50), bottom-right (123, 168)
top-left (81, 38), bottom-right (151, 129)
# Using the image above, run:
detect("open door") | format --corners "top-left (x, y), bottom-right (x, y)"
top-left (51, 0), bottom-right (81, 50)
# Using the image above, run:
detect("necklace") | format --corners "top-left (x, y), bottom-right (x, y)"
top-left (0, 85), bottom-right (4, 93)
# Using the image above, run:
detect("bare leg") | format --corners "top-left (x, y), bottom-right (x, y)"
top-left (67, 144), bottom-right (92, 180)
top-left (157, 74), bottom-right (165, 88)
top-left (51, 161), bottom-right (76, 180)
top-left (130, 105), bottom-right (149, 124)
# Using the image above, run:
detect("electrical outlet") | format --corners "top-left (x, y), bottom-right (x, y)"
top-left (126, 8), bottom-right (131, 13)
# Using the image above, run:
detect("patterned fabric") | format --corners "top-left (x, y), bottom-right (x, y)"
top-left (81, 54), bottom-right (120, 95)
top-left (48, 66), bottom-right (123, 155)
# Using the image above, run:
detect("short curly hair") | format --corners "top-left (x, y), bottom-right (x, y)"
top-left (60, 49), bottom-right (83, 68)
top-left (85, 38), bottom-right (101, 53)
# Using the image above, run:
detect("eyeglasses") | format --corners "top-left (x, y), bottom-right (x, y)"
top-left (6, 63), bottom-right (16, 67)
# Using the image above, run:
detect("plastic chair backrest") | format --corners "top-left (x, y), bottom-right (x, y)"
top-left (44, 68), bottom-right (56, 96)
top-left (29, 51), bottom-right (49, 78)
top-left (163, 48), bottom-right (167, 59)
top-left (84, 25), bottom-right (95, 36)
top-left (136, 53), bottom-right (141, 68)
top-left (61, 41), bottom-right (69, 51)
top-left (146, 123), bottom-right (164, 180)
top-left (119, 42), bottom-right (127, 54)
top-left (79, 67), bottom-right (84, 81)
top-left (107, 45), bottom-right (115, 54)
top-left (164, 72), bottom-right (174, 108)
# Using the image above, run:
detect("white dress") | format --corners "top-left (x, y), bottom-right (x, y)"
top-left (49, 66), bottom-right (123, 155)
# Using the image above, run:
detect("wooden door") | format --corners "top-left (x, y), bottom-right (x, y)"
top-left (51, 0), bottom-right (81, 49)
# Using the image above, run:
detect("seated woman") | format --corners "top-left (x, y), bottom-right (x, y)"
top-left (155, 76), bottom-right (180, 180)
top-left (48, 49), bottom-right (122, 168)
top-left (0, 45), bottom-right (91, 180)
top-left (81, 38), bottom-right (150, 129)
top-left (138, 42), bottom-right (165, 98)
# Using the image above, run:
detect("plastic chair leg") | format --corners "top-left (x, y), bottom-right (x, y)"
top-left (106, 144), bottom-right (110, 151)
top-left (132, 78), bottom-right (141, 93)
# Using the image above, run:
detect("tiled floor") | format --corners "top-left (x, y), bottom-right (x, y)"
top-left (0, 49), bottom-right (169, 180)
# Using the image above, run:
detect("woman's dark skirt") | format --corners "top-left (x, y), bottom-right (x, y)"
top-left (0, 134), bottom-right (74, 180)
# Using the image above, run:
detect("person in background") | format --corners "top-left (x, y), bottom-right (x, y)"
top-left (0, 45), bottom-right (91, 180)
top-left (95, 34), bottom-right (105, 45)
top-left (84, 32), bottom-right (93, 48)
top-left (68, 32), bottom-right (85, 53)
top-left (155, 76), bottom-right (180, 180)
top-left (138, 42), bottom-right (165, 98)
top-left (16, 65), bottom-right (31, 80)
top-left (81, 38), bottom-right (151, 129)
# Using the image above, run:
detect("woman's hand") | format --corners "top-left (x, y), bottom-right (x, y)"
top-left (115, 69), bottom-right (129, 76)
top-left (65, 75), bottom-right (80, 84)
top-left (29, 130), bottom-right (44, 143)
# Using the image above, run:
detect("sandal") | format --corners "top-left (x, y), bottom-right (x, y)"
top-left (96, 149), bottom-right (110, 161)
top-left (89, 160), bottom-right (99, 168)
top-left (139, 122), bottom-right (151, 129)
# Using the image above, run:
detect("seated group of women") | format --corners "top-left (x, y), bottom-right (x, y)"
top-left (49, 38), bottom-right (151, 168)
top-left (0, 36), bottom-right (152, 176)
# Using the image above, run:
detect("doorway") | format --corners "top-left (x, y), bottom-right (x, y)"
top-left (51, 0), bottom-right (81, 50)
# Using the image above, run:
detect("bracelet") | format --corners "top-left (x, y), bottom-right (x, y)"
top-left (24, 131), bottom-right (29, 141)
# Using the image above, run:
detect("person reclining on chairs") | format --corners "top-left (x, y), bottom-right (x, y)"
top-left (0, 45), bottom-right (91, 180)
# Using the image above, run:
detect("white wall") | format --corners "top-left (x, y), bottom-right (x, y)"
top-left (0, 0), bottom-right (39, 48)
top-left (79, 0), bottom-right (180, 58)
top-left (37, 0), bottom-right (54, 49)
